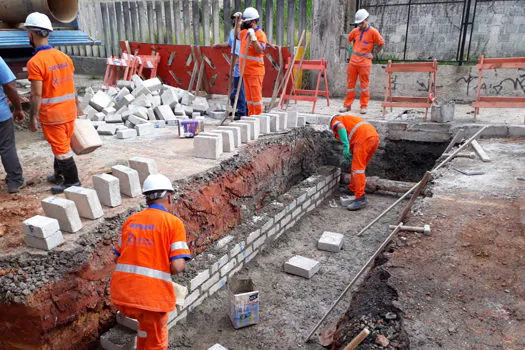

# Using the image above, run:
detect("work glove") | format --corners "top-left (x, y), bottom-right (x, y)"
top-left (337, 128), bottom-right (352, 162)
top-left (233, 12), bottom-right (242, 18)
top-left (347, 45), bottom-right (353, 54)
top-left (247, 28), bottom-right (257, 41)
top-left (343, 148), bottom-right (353, 162)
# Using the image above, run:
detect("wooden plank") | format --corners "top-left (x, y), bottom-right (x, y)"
top-left (472, 101), bottom-right (525, 108)
top-left (93, 0), bottom-right (104, 57)
top-left (478, 96), bottom-right (525, 103)
top-left (183, 0), bottom-right (191, 44)
top-left (130, 1), bottom-right (139, 42)
top-left (298, 0), bottom-right (307, 39)
top-left (108, 2), bottom-right (120, 56)
top-left (265, 0), bottom-right (274, 43)
top-left (147, 1), bottom-right (155, 42)
top-left (391, 96), bottom-right (431, 103)
top-left (386, 66), bottom-right (436, 73)
top-left (212, 0), bottom-right (220, 44)
top-left (287, 0), bottom-right (295, 53)
top-left (275, 0), bottom-right (284, 46)
top-left (138, 1), bottom-right (148, 42)
top-left (223, 0), bottom-right (231, 43)
top-left (115, 2), bottom-right (125, 44)
top-left (256, 0), bottom-right (264, 26)
top-left (193, 0), bottom-right (200, 45)
top-left (122, 2), bottom-right (132, 41)
top-left (165, 0), bottom-right (174, 44)
top-left (173, 0), bottom-right (183, 44)
top-left (234, 0), bottom-right (242, 11)
top-left (381, 102), bottom-right (431, 108)
top-left (245, 0), bottom-right (253, 7)
top-left (471, 140), bottom-right (491, 162)
top-left (156, 1), bottom-right (165, 44)
top-left (100, 2), bottom-right (112, 56)
top-left (203, 0), bottom-right (211, 46)
top-left (397, 171), bottom-right (432, 224)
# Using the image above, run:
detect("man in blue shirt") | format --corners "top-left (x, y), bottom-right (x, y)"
top-left (0, 57), bottom-right (25, 193)
top-left (213, 13), bottom-right (247, 119)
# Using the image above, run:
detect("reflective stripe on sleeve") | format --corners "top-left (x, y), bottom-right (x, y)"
top-left (41, 92), bottom-right (76, 104)
top-left (348, 121), bottom-right (369, 142)
top-left (239, 54), bottom-right (264, 62)
top-left (352, 169), bottom-right (366, 174)
top-left (137, 330), bottom-right (148, 338)
top-left (115, 263), bottom-right (172, 282)
top-left (170, 241), bottom-right (189, 252)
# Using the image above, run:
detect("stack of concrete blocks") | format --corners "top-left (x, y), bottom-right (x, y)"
top-left (129, 157), bottom-right (158, 186)
top-left (111, 165), bottom-right (142, 198)
top-left (64, 187), bottom-right (104, 220)
top-left (22, 215), bottom-right (64, 251)
top-left (93, 174), bottom-right (122, 208)
top-left (101, 166), bottom-right (341, 341)
top-left (41, 196), bottom-right (83, 233)
top-left (86, 75), bottom-right (211, 140)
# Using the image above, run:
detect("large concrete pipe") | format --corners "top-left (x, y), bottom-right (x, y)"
top-left (0, 0), bottom-right (78, 24)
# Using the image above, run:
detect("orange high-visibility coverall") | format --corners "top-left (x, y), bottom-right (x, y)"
top-left (344, 26), bottom-right (385, 110)
top-left (331, 115), bottom-right (379, 199)
top-left (27, 47), bottom-right (77, 159)
top-left (239, 27), bottom-right (268, 116)
top-left (111, 204), bottom-right (191, 349)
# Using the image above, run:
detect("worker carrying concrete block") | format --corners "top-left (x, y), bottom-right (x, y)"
top-left (330, 114), bottom-right (380, 211)
top-left (234, 7), bottom-right (268, 116)
top-left (213, 12), bottom-right (247, 119)
top-left (110, 173), bottom-right (191, 349)
top-left (340, 9), bottom-right (385, 115)
top-left (25, 12), bottom-right (82, 194)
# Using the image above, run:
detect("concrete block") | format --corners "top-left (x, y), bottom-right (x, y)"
top-left (340, 195), bottom-right (355, 207)
top-left (161, 89), bottom-right (180, 107)
top-left (105, 114), bottom-right (123, 123)
top-left (25, 231), bottom-right (64, 251)
top-left (166, 119), bottom-right (179, 127)
top-left (155, 105), bottom-right (177, 121)
top-left (133, 94), bottom-right (152, 108)
top-left (284, 255), bottom-right (320, 279)
top-left (117, 80), bottom-right (134, 90)
top-left (297, 115), bottom-right (306, 127)
top-left (102, 106), bottom-right (117, 116)
top-left (181, 90), bottom-right (196, 105)
top-left (183, 105), bottom-right (194, 116)
top-left (152, 95), bottom-right (162, 108)
top-left (265, 113), bottom-right (281, 132)
top-left (90, 91), bottom-right (113, 111)
top-left (208, 111), bottom-right (226, 120)
top-left (206, 130), bottom-right (235, 152)
top-left (192, 112), bottom-right (201, 118)
top-left (127, 114), bottom-right (148, 126)
top-left (135, 123), bottom-right (154, 136)
top-left (240, 117), bottom-right (261, 138)
top-left (143, 77), bottom-right (163, 93)
top-left (129, 157), bottom-right (158, 185)
top-left (93, 173), bottom-right (122, 207)
top-left (508, 125), bottom-right (525, 138)
top-left (173, 282), bottom-right (188, 306)
top-left (173, 103), bottom-right (185, 116)
top-left (117, 128), bottom-right (137, 139)
top-left (91, 112), bottom-right (106, 122)
top-left (100, 325), bottom-right (137, 350)
top-left (97, 123), bottom-right (118, 135)
top-left (193, 135), bottom-right (222, 159)
top-left (83, 105), bottom-right (98, 120)
top-left (252, 115), bottom-right (271, 134)
top-left (111, 165), bottom-right (142, 198)
top-left (208, 345), bottom-right (229, 350)
top-left (217, 126), bottom-right (241, 148)
top-left (130, 106), bottom-right (149, 120)
top-left (91, 121), bottom-right (104, 129)
top-left (230, 122), bottom-right (251, 143)
top-left (150, 120), bottom-right (166, 128)
top-left (287, 110), bottom-right (298, 128)
top-left (22, 215), bottom-right (60, 239)
top-left (273, 111), bottom-right (288, 129)
top-left (146, 108), bottom-right (156, 121)
top-left (116, 311), bottom-right (138, 331)
top-left (41, 196), bottom-right (83, 233)
top-left (64, 186), bottom-right (104, 220)
top-left (192, 97), bottom-right (209, 112)
top-left (318, 231), bottom-right (344, 252)
top-left (190, 270), bottom-right (210, 291)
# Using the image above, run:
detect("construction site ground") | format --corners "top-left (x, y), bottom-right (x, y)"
top-left (1, 76), bottom-right (524, 349)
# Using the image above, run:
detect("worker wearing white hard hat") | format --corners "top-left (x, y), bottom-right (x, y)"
top-left (24, 12), bottom-right (84, 194)
top-left (340, 9), bottom-right (385, 115)
top-left (111, 173), bottom-right (190, 349)
top-left (233, 7), bottom-right (268, 116)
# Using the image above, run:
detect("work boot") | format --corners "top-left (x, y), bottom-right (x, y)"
top-left (339, 186), bottom-right (355, 196)
top-left (360, 108), bottom-right (368, 114)
top-left (47, 158), bottom-right (64, 184)
top-left (339, 106), bottom-right (351, 113)
top-left (7, 180), bottom-right (25, 194)
top-left (51, 157), bottom-right (81, 194)
top-left (347, 195), bottom-right (368, 211)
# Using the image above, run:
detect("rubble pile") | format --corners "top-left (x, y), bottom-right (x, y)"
top-left (81, 75), bottom-right (212, 139)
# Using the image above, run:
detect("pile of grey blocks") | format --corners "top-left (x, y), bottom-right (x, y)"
top-left (23, 158), bottom-right (159, 252)
top-left (192, 109), bottom-right (306, 160)
top-left (82, 75), bottom-right (211, 140)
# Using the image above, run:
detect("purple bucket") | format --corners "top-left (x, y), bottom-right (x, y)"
top-left (179, 120), bottom-right (200, 138)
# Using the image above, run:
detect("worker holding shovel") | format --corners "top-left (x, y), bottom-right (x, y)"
top-left (330, 114), bottom-right (380, 210)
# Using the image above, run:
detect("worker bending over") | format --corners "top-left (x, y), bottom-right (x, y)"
top-left (234, 7), bottom-right (268, 116)
top-left (110, 174), bottom-right (191, 349)
top-left (330, 114), bottom-right (380, 211)
top-left (341, 9), bottom-right (385, 115)
top-left (25, 12), bottom-right (83, 194)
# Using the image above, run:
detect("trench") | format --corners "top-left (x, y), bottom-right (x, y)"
top-left (0, 124), bottom-right (450, 349)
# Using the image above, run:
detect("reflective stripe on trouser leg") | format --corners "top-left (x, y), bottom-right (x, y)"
top-left (55, 151), bottom-right (74, 160)
top-left (243, 74), bottom-right (264, 116)
top-left (344, 63), bottom-right (359, 108)
top-left (358, 65), bottom-right (371, 109)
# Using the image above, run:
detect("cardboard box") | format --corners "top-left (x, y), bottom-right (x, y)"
top-left (229, 277), bottom-right (259, 329)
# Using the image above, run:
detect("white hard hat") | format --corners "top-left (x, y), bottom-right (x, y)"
top-left (330, 114), bottom-right (341, 130)
top-left (142, 174), bottom-right (174, 194)
top-left (242, 7), bottom-right (260, 22)
top-left (24, 12), bottom-right (54, 32)
top-left (355, 9), bottom-right (369, 24)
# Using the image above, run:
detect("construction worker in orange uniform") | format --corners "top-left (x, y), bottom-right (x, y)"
top-left (330, 114), bottom-right (380, 211)
top-left (110, 174), bottom-right (191, 349)
top-left (234, 7), bottom-right (268, 116)
top-left (25, 12), bottom-right (83, 194)
top-left (340, 9), bottom-right (385, 115)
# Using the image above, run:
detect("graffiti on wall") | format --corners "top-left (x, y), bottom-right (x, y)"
top-left (456, 69), bottom-right (525, 96)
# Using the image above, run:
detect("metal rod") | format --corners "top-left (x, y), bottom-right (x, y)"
top-left (459, 0), bottom-right (472, 65)
top-left (357, 125), bottom-right (488, 237)
top-left (402, 0), bottom-right (412, 61)
top-left (466, 0), bottom-right (478, 61)
top-left (304, 223), bottom-right (404, 343)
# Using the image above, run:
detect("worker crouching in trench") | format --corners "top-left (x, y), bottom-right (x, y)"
top-left (330, 114), bottom-right (380, 211)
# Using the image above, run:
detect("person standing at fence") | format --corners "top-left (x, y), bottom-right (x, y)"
top-left (24, 12), bottom-right (83, 194)
top-left (234, 7), bottom-right (268, 116)
top-left (213, 12), bottom-right (247, 119)
top-left (340, 9), bottom-right (385, 115)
